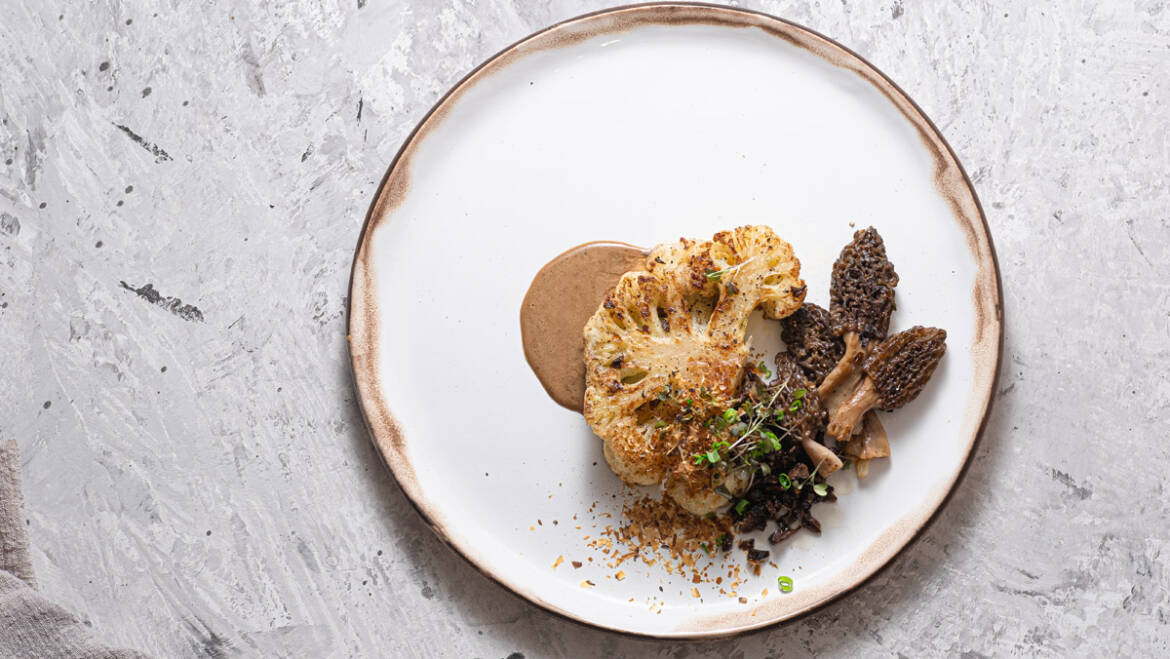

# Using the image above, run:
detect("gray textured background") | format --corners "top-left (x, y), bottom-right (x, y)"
top-left (1, 1), bottom-right (1167, 657)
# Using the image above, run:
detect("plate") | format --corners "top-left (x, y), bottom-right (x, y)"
top-left (348, 3), bottom-right (1001, 638)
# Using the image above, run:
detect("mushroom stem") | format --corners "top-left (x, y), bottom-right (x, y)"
top-left (817, 332), bottom-right (862, 399)
top-left (826, 378), bottom-right (880, 442)
top-left (801, 438), bottom-right (843, 476)
top-left (843, 412), bottom-right (891, 478)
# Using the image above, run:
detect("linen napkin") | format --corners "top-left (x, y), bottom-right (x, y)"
top-left (0, 439), bottom-right (152, 659)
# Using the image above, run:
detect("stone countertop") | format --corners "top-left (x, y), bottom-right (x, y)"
top-left (0, 1), bottom-right (1166, 657)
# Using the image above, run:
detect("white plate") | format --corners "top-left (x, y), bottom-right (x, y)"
top-left (348, 4), bottom-right (1001, 638)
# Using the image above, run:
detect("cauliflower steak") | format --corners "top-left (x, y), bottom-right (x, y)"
top-left (582, 226), bottom-right (806, 514)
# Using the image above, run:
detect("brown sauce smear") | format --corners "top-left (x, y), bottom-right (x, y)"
top-left (521, 242), bottom-right (647, 412)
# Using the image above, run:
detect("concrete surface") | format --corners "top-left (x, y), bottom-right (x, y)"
top-left (1, 1), bottom-right (1167, 657)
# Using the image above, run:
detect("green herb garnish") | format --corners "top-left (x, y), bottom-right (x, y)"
top-left (761, 430), bottom-right (781, 452)
top-left (777, 576), bottom-right (794, 593)
top-left (703, 257), bottom-right (756, 282)
top-left (776, 473), bottom-right (791, 490)
top-left (734, 499), bottom-right (749, 516)
top-left (797, 458), bottom-right (828, 492)
top-left (813, 482), bottom-right (829, 497)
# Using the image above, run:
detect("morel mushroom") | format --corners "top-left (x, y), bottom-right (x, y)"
top-left (780, 303), bottom-right (843, 387)
top-left (771, 353), bottom-right (842, 476)
top-left (827, 326), bottom-right (947, 442)
top-left (818, 228), bottom-right (899, 400)
top-left (784, 300), bottom-right (890, 477)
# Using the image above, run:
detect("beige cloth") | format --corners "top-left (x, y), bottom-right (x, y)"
top-left (0, 439), bottom-right (151, 659)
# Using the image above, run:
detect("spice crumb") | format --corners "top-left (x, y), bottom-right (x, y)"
top-left (615, 571), bottom-right (626, 581)
top-left (571, 561), bottom-right (582, 569)
top-left (690, 588), bottom-right (701, 598)
top-left (552, 556), bottom-right (564, 570)
top-left (580, 580), bottom-right (595, 588)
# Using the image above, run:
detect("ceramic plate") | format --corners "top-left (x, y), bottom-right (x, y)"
top-left (348, 3), bottom-right (1001, 638)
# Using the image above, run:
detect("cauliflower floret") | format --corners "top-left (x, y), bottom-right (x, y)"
top-left (583, 226), bottom-right (806, 514)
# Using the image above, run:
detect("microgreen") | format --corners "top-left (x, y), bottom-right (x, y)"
top-left (797, 458), bottom-right (827, 492)
top-left (703, 257), bottom-right (755, 282)
top-left (762, 430), bottom-right (781, 452)
top-left (813, 482), bottom-right (829, 497)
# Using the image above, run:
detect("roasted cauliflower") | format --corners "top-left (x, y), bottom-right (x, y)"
top-left (582, 226), bottom-right (806, 514)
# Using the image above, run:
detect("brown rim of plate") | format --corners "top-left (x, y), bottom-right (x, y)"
top-left (346, 1), bottom-right (1004, 640)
